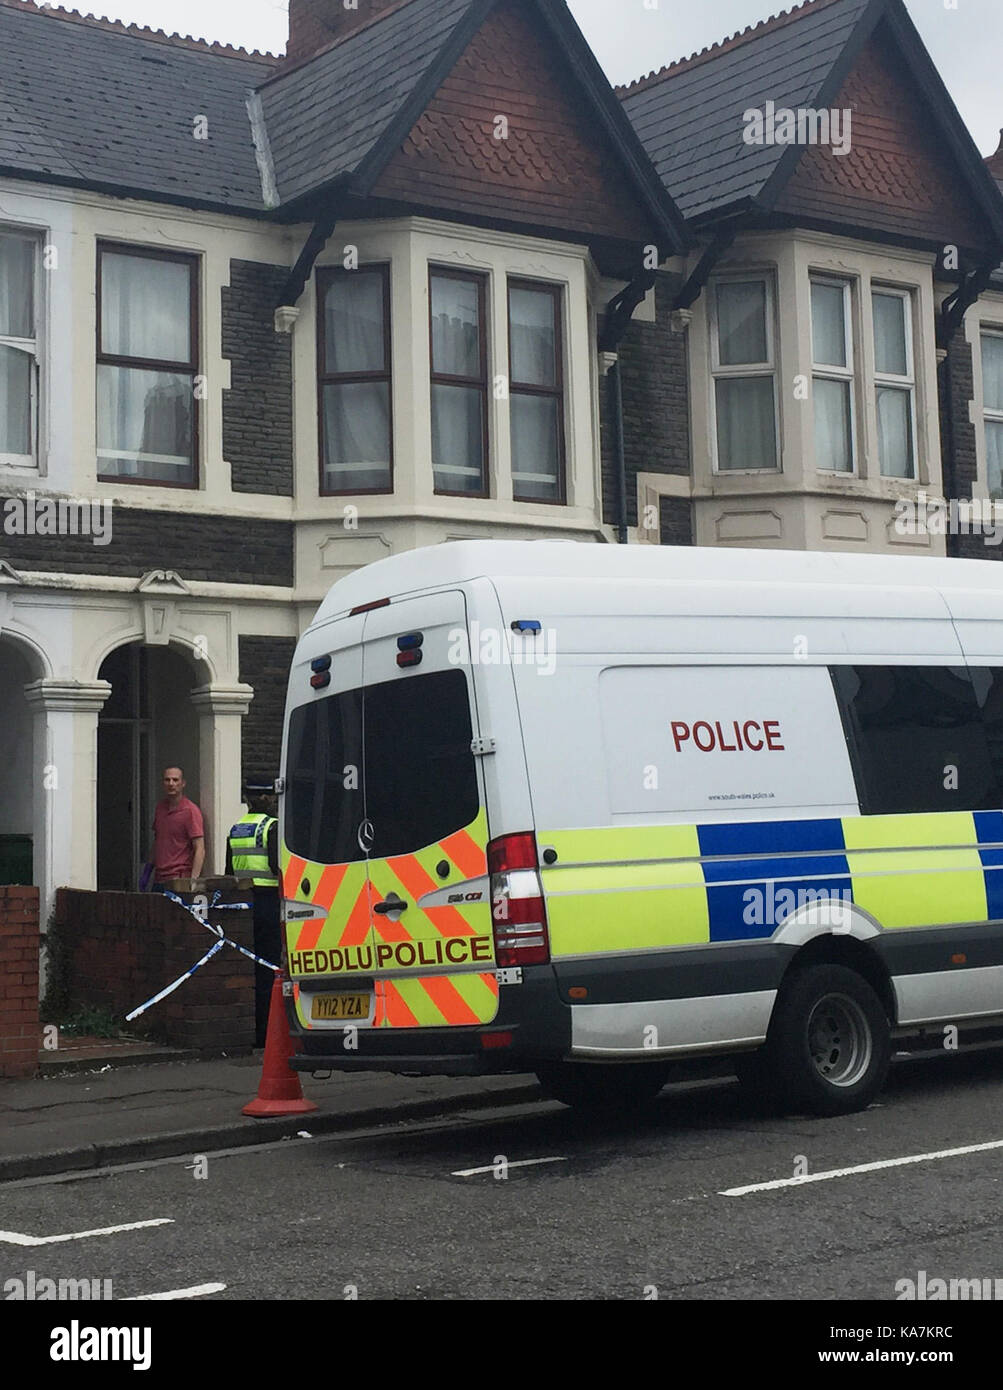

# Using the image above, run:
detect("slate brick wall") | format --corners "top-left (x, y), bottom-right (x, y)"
top-left (221, 261), bottom-right (294, 496)
top-left (600, 271), bottom-right (691, 530)
top-left (0, 505), bottom-right (294, 586)
top-left (0, 885), bottom-right (39, 1079)
top-left (937, 326), bottom-right (999, 561)
top-left (659, 495), bottom-right (693, 546)
top-left (239, 637), bottom-right (297, 781)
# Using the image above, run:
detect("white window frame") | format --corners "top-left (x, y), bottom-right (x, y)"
top-left (872, 285), bottom-right (918, 480)
top-left (709, 272), bottom-right (780, 474)
top-left (979, 327), bottom-right (1003, 500)
top-left (0, 229), bottom-right (39, 471)
top-left (810, 275), bottom-right (857, 474)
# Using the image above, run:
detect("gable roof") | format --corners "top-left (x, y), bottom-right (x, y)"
top-left (259, 0), bottom-right (687, 250)
top-left (619, 0), bottom-right (1003, 251)
top-left (0, 1), bottom-right (275, 212)
top-left (0, 0), bottom-right (686, 252)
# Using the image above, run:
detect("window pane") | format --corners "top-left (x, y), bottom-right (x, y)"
top-left (431, 275), bottom-right (481, 377)
top-left (811, 282), bottom-right (847, 368)
top-left (324, 271), bottom-right (386, 374)
top-left (0, 344), bottom-right (31, 455)
top-left (511, 393), bottom-right (560, 500)
top-left (322, 381), bottom-right (390, 491)
top-left (831, 665), bottom-right (999, 814)
top-left (876, 386), bottom-right (914, 478)
top-left (814, 377), bottom-right (852, 472)
top-left (873, 292), bottom-right (908, 376)
top-left (987, 421), bottom-right (1003, 500)
top-left (0, 237), bottom-right (35, 338)
top-left (365, 672), bottom-right (479, 859)
top-left (509, 286), bottom-right (556, 387)
top-left (97, 365), bottom-right (193, 482)
top-left (715, 377), bottom-right (777, 470)
top-left (432, 383), bottom-right (484, 493)
top-left (285, 693), bottom-right (365, 865)
top-left (716, 281), bottom-right (768, 365)
top-left (981, 333), bottom-right (1003, 413)
top-left (101, 252), bottom-right (191, 363)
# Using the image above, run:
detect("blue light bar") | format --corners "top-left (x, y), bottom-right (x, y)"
top-left (397, 633), bottom-right (424, 651)
top-left (310, 655), bottom-right (332, 672)
top-left (510, 620), bottom-right (542, 633)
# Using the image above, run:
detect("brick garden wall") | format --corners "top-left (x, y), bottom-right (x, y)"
top-left (0, 885), bottom-right (39, 1079)
top-left (54, 888), bottom-right (255, 1053)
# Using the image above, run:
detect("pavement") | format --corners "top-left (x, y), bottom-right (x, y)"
top-left (0, 1052), bottom-right (542, 1183)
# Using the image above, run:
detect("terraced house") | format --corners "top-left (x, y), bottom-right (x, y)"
top-left (0, 0), bottom-right (1002, 922)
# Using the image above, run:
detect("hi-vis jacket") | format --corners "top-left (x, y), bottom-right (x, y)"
top-left (229, 813), bottom-right (278, 888)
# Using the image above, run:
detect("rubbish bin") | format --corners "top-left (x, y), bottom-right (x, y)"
top-left (0, 835), bottom-right (32, 886)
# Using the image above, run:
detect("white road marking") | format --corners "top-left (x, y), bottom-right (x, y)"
top-left (452, 1156), bottom-right (567, 1177)
top-left (721, 1137), bottom-right (1003, 1196)
top-left (0, 1219), bottom-right (173, 1246)
top-left (125, 1283), bottom-right (227, 1301)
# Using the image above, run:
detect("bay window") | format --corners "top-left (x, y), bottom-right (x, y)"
top-left (981, 330), bottom-right (1003, 499)
top-left (872, 288), bottom-right (916, 479)
top-left (429, 268), bottom-right (487, 496)
top-left (97, 244), bottom-right (198, 486)
top-left (811, 277), bottom-right (855, 473)
top-left (508, 279), bottom-right (564, 502)
top-left (0, 232), bottom-right (38, 468)
top-left (318, 264), bottom-right (392, 494)
top-left (711, 276), bottom-right (778, 471)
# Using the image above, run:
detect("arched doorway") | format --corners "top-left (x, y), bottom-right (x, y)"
top-left (0, 635), bottom-right (42, 886)
top-left (96, 643), bottom-right (201, 890)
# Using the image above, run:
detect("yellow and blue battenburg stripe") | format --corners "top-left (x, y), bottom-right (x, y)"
top-left (542, 811), bottom-right (1003, 955)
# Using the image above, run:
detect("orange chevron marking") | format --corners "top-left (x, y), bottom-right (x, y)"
top-left (479, 971), bottom-right (499, 1000)
top-left (439, 827), bottom-right (487, 880)
top-left (386, 854), bottom-right (476, 937)
top-left (295, 863), bottom-right (348, 950)
top-left (419, 975), bottom-right (480, 1026)
top-left (283, 855), bottom-right (307, 898)
top-left (341, 880), bottom-right (375, 948)
top-left (382, 979), bottom-right (420, 1028)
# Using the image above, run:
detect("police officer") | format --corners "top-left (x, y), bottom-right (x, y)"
top-left (226, 776), bottom-right (280, 1046)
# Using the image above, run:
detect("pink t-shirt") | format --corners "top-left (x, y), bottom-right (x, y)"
top-left (153, 796), bottom-right (204, 879)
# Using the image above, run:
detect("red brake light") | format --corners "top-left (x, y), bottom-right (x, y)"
top-left (487, 832), bottom-right (550, 967)
top-left (349, 597), bottom-right (391, 616)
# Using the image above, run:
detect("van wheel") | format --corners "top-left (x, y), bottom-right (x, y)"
top-left (755, 964), bottom-right (891, 1116)
top-left (535, 1061), bottom-right (668, 1112)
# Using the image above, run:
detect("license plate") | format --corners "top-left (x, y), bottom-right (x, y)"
top-left (311, 993), bottom-right (370, 1021)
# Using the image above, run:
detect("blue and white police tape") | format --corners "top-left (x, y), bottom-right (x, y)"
top-left (126, 890), bottom-right (280, 1022)
top-left (161, 889), bottom-right (279, 972)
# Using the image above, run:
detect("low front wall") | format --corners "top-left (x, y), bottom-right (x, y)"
top-left (53, 887), bottom-right (255, 1053)
top-left (0, 885), bottom-right (40, 1079)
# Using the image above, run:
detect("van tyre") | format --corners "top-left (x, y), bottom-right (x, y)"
top-left (750, 964), bottom-right (891, 1116)
top-left (535, 1061), bottom-right (668, 1112)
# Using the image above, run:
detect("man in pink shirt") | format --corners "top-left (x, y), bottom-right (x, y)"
top-left (151, 767), bottom-right (205, 888)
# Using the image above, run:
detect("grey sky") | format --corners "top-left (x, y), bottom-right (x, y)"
top-left (57, 0), bottom-right (1003, 156)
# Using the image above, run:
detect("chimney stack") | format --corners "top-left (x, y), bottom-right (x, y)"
top-left (986, 129), bottom-right (1003, 180)
top-left (285, 0), bottom-right (404, 66)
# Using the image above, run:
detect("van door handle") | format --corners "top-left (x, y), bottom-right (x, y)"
top-left (374, 894), bottom-right (408, 914)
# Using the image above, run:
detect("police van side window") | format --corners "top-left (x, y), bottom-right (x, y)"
top-left (829, 666), bottom-right (1002, 815)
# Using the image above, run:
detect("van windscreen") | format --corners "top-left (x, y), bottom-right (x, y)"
top-left (285, 669), bottom-right (478, 864)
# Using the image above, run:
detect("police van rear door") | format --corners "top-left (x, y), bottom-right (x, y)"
top-left (357, 591), bottom-right (498, 1029)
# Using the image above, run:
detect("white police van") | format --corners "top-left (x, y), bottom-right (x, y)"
top-left (278, 541), bottom-right (1003, 1114)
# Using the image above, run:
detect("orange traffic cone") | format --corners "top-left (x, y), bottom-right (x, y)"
top-left (242, 975), bottom-right (318, 1117)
